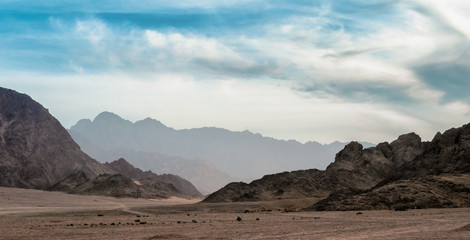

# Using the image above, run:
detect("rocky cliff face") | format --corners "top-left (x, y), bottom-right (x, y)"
top-left (104, 158), bottom-right (202, 198)
top-left (204, 123), bottom-right (470, 209)
top-left (0, 88), bottom-right (113, 189)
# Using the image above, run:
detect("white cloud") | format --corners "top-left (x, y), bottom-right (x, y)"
top-left (145, 30), bottom-right (254, 70)
top-left (75, 20), bottom-right (107, 43)
top-left (2, 1), bottom-right (469, 145)
top-left (416, 0), bottom-right (470, 41)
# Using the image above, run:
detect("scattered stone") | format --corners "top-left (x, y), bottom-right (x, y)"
top-left (237, 216), bottom-right (242, 221)
top-left (110, 222), bottom-right (115, 226)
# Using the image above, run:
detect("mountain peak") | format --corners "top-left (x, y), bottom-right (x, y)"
top-left (134, 117), bottom-right (170, 130)
top-left (93, 111), bottom-right (125, 122)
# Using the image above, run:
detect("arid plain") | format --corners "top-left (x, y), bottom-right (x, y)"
top-left (1, 187), bottom-right (469, 240)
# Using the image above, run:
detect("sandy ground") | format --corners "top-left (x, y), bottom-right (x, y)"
top-left (1, 187), bottom-right (469, 239)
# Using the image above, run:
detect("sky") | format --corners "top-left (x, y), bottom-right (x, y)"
top-left (1, 0), bottom-right (469, 144)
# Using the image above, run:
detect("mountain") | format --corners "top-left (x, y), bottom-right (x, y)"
top-left (204, 123), bottom-right (470, 210)
top-left (103, 158), bottom-right (202, 198)
top-left (0, 87), bottom-right (113, 189)
top-left (69, 111), bottom-right (372, 193)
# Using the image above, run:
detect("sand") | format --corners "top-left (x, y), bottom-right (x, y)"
top-left (1, 187), bottom-right (469, 239)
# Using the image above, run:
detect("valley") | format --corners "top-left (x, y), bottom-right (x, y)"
top-left (1, 187), bottom-right (469, 239)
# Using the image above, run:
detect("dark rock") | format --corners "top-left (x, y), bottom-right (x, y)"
top-left (104, 158), bottom-right (202, 198)
top-left (0, 87), bottom-right (113, 189)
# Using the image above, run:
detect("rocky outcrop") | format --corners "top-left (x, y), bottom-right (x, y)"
top-left (204, 123), bottom-right (470, 209)
top-left (310, 174), bottom-right (470, 211)
top-left (48, 171), bottom-right (91, 192)
top-left (67, 173), bottom-right (182, 199)
top-left (0, 88), bottom-right (113, 189)
top-left (104, 158), bottom-right (202, 198)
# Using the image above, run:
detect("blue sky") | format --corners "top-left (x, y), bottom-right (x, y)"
top-left (1, 0), bottom-right (469, 143)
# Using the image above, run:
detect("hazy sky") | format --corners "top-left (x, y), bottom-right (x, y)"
top-left (1, 0), bottom-right (469, 144)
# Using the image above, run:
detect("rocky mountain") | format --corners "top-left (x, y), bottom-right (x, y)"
top-left (204, 123), bottom-right (470, 210)
top-left (0, 87), bottom-right (113, 189)
top-left (52, 172), bottom-right (184, 199)
top-left (103, 158), bottom-right (202, 198)
top-left (49, 158), bottom-right (203, 199)
top-left (310, 174), bottom-right (470, 211)
top-left (69, 111), bottom-right (372, 193)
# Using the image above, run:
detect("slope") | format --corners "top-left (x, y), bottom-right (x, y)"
top-left (0, 87), bottom-right (113, 189)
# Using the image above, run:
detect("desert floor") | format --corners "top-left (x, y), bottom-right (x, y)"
top-left (1, 187), bottom-right (469, 239)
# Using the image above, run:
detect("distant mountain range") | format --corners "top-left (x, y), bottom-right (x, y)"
top-left (69, 111), bottom-right (374, 193)
top-left (0, 87), bottom-right (201, 199)
top-left (204, 123), bottom-right (470, 210)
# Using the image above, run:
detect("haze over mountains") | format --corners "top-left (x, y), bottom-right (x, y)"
top-left (70, 111), bottom-right (373, 193)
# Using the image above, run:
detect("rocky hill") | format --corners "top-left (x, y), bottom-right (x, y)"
top-left (204, 123), bottom-right (470, 210)
top-left (49, 159), bottom-right (203, 199)
top-left (51, 172), bottom-right (184, 199)
top-left (310, 174), bottom-right (470, 211)
top-left (103, 158), bottom-right (202, 198)
top-left (0, 87), bottom-right (113, 189)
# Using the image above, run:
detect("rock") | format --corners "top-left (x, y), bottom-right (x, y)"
top-left (0, 87), bottom-right (113, 189)
top-left (104, 158), bottom-right (202, 198)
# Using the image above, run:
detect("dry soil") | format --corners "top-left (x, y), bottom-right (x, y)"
top-left (1, 187), bottom-right (469, 239)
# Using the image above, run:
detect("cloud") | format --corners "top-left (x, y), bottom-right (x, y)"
top-left (0, 0), bottom-right (469, 144)
top-left (144, 30), bottom-right (262, 75)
